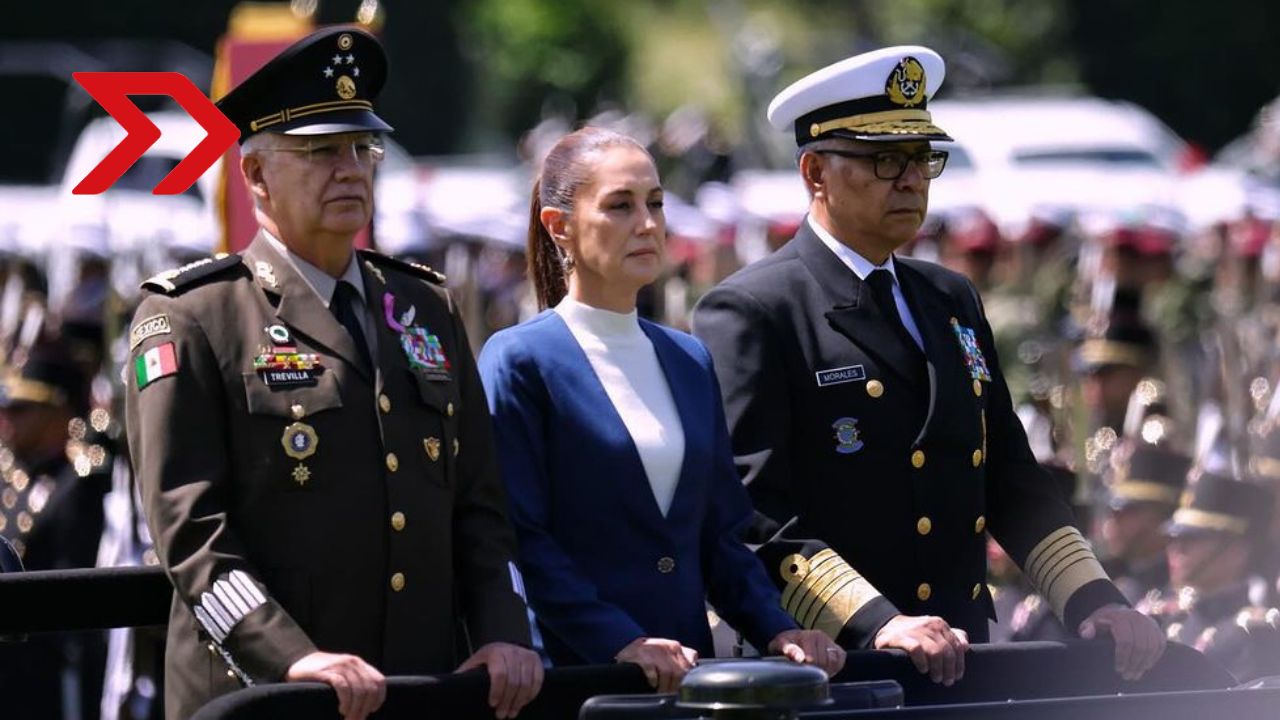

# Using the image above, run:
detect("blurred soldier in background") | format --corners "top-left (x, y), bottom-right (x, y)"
top-left (1102, 441), bottom-right (1191, 602)
top-left (0, 339), bottom-right (110, 719)
top-left (1145, 472), bottom-right (1280, 683)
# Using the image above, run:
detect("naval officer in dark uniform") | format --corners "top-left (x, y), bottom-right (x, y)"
top-left (692, 46), bottom-right (1165, 686)
top-left (124, 27), bottom-right (540, 720)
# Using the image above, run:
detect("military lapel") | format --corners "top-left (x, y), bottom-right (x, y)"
top-left (244, 234), bottom-right (371, 383)
top-left (793, 227), bottom-right (923, 384)
top-left (360, 257), bottom-right (399, 398)
top-left (896, 261), bottom-right (968, 440)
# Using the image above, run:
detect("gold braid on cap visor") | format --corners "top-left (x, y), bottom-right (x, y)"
top-left (809, 108), bottom-right (945, 138)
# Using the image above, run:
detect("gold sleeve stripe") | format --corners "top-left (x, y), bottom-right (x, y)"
top-left (779, 549), bottom-right (882, 639)
top-left (1024, 526), bottom-right (1108, 619)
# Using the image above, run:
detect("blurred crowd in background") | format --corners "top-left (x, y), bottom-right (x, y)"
top-left (4, 1), bottom-right (1280, 718)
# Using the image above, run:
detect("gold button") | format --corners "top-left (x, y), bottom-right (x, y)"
top-left (227, 670), bottom-right (237, 679)
top-left (973, 379), bottom-right (983, 397)
top-left (446, 402), bottom-right (454, 417)
top-left (391, 512), bottom-right (406, 531)
top-left (379, 394), bottom-right (391, 413)
top-left (972, 449), bottom-right (983, 467)
top-left (972, 583), bottom-right (983, 600)
top-left (917, 583), bottom-right (932, 601)
top-left (291, 404), bottom-right (305, 420)
top-left (657, 556), bottom-right (676, 573)
top-left (866, 380), bottom-right (884, 398)
top-left (208, 643), bottom-right (217, 654)
top-left (386, 453), bottom-right (399, 472)
top-left (911, 450), bottom-right (926, 469)
top-left (453, 438), bottom-right (460, 457)
top-left (390, 572), bottom-right (406, 592)
top-left (916, 516), bottom-right (932, 536)
top-left (974, 515), bottom-right (986, 534)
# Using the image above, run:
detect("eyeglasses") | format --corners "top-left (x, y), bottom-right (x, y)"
top-left (813, 148), bottom-right (949, 180)
top-left (258, 136), bottom-right (386, 166)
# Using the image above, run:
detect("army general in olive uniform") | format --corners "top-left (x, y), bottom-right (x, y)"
top-left (124, 28), bottom-right (540, 720)
top-left (693, 46), bottom-right (1165, 686)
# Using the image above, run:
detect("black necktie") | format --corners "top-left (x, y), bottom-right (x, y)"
top-left (866, 269), bottom-right (923, 358)
top-left (331, 280), bottom-right (373, 372)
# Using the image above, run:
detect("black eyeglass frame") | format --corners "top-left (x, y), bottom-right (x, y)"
top-left (812, 148), bottom-right (950, 181)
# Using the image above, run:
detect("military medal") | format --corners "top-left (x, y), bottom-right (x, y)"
top-left (384, 292), bottom-right (451, 381)
top-left (832, 417), bottom-right (864, 455)
top-left (255, 326), bottom-right (324, 388)
top-left (282, 423), bottom-right (317, 487)
top-left (424, 436), bottom-right (441, 462)
top-left (951, 319), bottom-right (992, 382)
top-left (282, 422), bottom-right (319, 460)
top-left (266, 325), bottom-right (291, 345)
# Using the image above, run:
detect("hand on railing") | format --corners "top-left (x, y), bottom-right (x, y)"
top-left (874, 614), bottom-right (970, 686)
top-left (615, 637), bottom-right (698, 694)
top-left (1079, 604), bottom-right (1167, 681)
top-left (285, 651), bottom-right (386, 720)
top-left (768, 628), bottom-right (847, 676)
top-left (455, 641), bottom-right (545, 719)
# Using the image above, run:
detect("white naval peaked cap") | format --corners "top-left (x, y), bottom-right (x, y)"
top-left (767, 45), bottom-right (952, 145)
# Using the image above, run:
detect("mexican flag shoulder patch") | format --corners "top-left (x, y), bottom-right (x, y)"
top-left (135, 342), bottom-right (178, 389)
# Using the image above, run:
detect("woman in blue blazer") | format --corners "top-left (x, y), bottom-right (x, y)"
top-left (479, 127), bottom-right (845, 692)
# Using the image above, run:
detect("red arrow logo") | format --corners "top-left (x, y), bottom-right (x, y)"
top-left (72, 72), bottom-right (240, 195)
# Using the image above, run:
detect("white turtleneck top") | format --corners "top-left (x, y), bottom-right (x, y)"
top-left (554, 296), bottom-right (685, 516)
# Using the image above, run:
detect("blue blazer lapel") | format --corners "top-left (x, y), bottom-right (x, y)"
top-left (639, 321), bottom-right (701, 527)
top-left (547, 312), bottom-right (672, 526)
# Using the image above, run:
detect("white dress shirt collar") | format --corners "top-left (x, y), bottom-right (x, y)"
top-left (807, 214), bottom-right (900, 283)
top-left (262, 229), bottom-right (365, 307)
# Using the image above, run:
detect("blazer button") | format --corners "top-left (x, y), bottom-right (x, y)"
top-left (453, 438), bottom-right (460, 457)
top-left (447, 402), bottom-right (455, 417)
top-left (972, 449), bottom-right (983, 467)
top-left (972, 583), bottom-right (983, 600)
top-left (391, 512), bottom-right (406, 531)
top-left (657, 557), bottom-right (676, 574)
top-left (973, 379), bottom-right (983, 397)
top-left (917, 583), bottom-right (932, 601)
top-left (386, 453), bottom-right (399, 472)
top-left (916, 516), bottom-right (932, 536)
top-left (379, 394), bottom-right (392, 413)
top-left (290, 403), bottom-right (305, 420)
top-left (974, 515), bottom-right (986, 534)
top-left (390, 572), bottom-right (406, 592)
top-left (911, 450), bottom-right (926, 469)
top-left (424, 437), bottom-right (441, 462)
top-left (866, 380), bottom-right (884, 398)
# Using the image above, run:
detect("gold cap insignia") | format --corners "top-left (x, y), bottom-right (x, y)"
top-left (885, 56), bottom-right (927, 107)
top-left (336, 75), bottom-right (357, 100)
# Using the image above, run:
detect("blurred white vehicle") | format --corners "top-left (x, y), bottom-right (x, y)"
top-left (930, 95), bottom-right (1202, 236)
top-left (58, 110), bottom-right (223, 305)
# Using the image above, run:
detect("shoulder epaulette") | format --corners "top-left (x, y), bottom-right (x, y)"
top-left (358, 249), bottom-right (446, 285)
top-left (142, 254), bottom-right (242, 294)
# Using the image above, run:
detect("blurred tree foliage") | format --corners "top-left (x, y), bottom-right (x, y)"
top-left (456, 0), bottom-right (628, 147)
top-left (455, 0), bottom-right (1276, 155)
